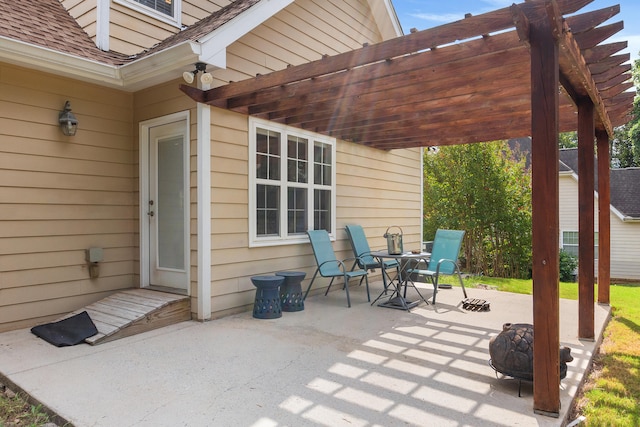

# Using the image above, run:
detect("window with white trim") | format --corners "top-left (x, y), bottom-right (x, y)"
top-left (561, 231), bottom-right (599, 260)
top-left (250, 118), bottom-right (336, 246)
top-left (115, 0), bottom-right (181, 26)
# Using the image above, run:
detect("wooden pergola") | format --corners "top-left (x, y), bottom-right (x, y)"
top-left (181, 0), bottom-right (634, 416)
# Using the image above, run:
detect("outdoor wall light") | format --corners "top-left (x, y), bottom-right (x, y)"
top-left (183, 62), bottom-right (213, 85)
top-left (58, 100), bottom-right (78, 136)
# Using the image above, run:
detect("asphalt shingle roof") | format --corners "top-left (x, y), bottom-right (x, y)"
top-left (559, 148), bottom-right (640, 219)
top-left (0, 0), bottom-right (261, 64)
top-left (0, 0), bottom-right (129, 64)
top-left (609, 168), bottom-right (640, 218)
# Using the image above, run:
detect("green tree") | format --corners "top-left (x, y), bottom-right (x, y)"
top-left (611, 55), bottom-right (640, 167)
top-left (559, 131), bottom-right (577, 148)
top-left (423, 141), bottom-right (532, 278)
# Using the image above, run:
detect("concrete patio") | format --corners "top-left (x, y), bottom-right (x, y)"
top-left (0, 281), bottom-right (609, 426)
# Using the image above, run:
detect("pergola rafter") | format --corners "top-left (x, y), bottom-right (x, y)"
top-left (180, 0), bottom-right (634, 416)
top-left (181, 0), bottom-right (632, 150)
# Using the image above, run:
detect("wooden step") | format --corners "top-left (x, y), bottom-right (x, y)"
top-left (61, 289), bottom-right (191, 345)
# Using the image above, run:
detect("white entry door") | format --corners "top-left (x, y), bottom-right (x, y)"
top-left (142, 115), bottom-right (189, 293)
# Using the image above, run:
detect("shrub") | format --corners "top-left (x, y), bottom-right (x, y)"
top-left (559, 250), bottom-right (578, 282)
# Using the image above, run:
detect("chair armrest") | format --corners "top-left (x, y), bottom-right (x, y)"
top-left (434, 258), bottom-right (459, 274)
top-left (318, 259), bottom-right (347, 272)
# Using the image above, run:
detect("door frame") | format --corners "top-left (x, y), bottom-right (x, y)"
top-left (139, 111), bottom-right (191, 294)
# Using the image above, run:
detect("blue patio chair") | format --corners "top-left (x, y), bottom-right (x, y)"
top-left (345, 224), bottom-right (400, 283)
top-left (304, 230), bottom-right (370, 307)
top-left (405, 229), bottom-right (467, 304)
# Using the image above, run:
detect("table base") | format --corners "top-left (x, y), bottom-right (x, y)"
top-left (378, 296), bottom-right (421, 310)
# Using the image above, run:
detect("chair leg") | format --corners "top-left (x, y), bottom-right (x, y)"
top-left (325, 277), bottom-right (336, 296)
top-left (431, 275), bottom-right (439, 304)
top-left (364, 274), bottom-right (370, 302)
top-left (456, 269), bottom-right (467, 299)
top-left (304, 270), bottom-right (320, 300)
top-left (343, 274), bottom-right (351, 307)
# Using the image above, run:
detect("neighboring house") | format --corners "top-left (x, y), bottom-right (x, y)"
top-left (559, 148), bottom-right (640, 282)
top-left (0, 0), bottom-right (422, 331)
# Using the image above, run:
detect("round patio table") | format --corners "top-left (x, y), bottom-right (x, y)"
top-left (276, 271), bottom-right (306, 312)
top-left (251, 275), bottom-right (284, 319)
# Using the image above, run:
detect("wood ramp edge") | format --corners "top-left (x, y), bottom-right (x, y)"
top-left (62, 289), bottom-right (191, 345)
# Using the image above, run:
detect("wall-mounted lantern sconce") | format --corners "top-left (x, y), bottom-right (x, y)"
top-left (183, 62), bottom-right (213, 85)
top-left (58, 101), bottom-right (78, 136)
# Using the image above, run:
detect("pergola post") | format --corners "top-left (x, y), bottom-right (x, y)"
top-left (596, 130), bottom-right (611, 304)
top-left (530, 13), bottom-right (560, 417)
top-left (578, 100), bottom-right (595, 340)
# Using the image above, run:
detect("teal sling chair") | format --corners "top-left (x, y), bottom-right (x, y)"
top-left (345, 224), bottom-right (400, 286)
top-left (304, 230), bottom-right (370, 307)
top-left (405, 229), bottom-right (467, 304)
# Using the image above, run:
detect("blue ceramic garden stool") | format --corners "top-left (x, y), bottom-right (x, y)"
top-left (276, 271), bottom-right (307, 312)
top-left (251, 275), bottom-right (284, 319)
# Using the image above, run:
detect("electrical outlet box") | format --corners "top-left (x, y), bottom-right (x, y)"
top-left (85, 247), bottom-right (103, 263)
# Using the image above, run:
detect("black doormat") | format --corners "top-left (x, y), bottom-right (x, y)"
top-left (31, 311), bottom-right (98, 347)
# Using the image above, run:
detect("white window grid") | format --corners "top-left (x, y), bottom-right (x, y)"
top-left (249, 118), bottom-right (336, 247)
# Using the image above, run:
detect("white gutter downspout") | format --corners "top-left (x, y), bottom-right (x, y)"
top-left (96, 0), bottom-right (110, 51)
top-left (197, 80), bottom-right (212, 321)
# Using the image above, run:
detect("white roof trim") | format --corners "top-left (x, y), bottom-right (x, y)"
top-left (0, 0), bottom-right (293, 91)
top-left (0, 36), bottom-right (204, 91)
top-left (119, 41), bottom-right (203, 91)
top-left (0, 36), bottom-right (120, 84)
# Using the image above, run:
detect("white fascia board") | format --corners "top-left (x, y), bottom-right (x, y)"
top-left (0, 36), bottom-right (120, 86)
top-left (198, 0), bottom-right (294, 65)
top-left (0, 36), bottom-right (206, 91)
top-left (118, 41), bottom-right (204, 91)
top-left (611, 205), bottom-right (640, 222)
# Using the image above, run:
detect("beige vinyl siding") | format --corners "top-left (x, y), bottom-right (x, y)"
top-left (200, 0), bottom-right (416, 316)
top-left (0, 64), bottom-right (136, 332)
top-left (559, 174), bottom-right (640, 281)
top-left (609, 215), bottom-right (640, 281)
top-left (205, 108), bottom-right (421, 317)
top-left (182, 0), bottom-right (233, 25)
top-left (109, 5), bottom-right (180, 55)
top-left (108, 0), bottom-right (231, 55)
top-left (61, 0), bottom-right (98, 40)
top-left (559, 175), bottom-right (580, 232)
top-left (213, 0), bottom-right (383, 86)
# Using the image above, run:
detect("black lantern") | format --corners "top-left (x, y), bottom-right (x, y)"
top-left (58, 101), bottom-right (78, 136)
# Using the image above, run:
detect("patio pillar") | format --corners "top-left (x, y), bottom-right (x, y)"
top-left (596, 130), bottom-right (611, 304)
top-left (578, 100), bottom-right (595, 340)
top-left (530, 11), bottom-right (560, 417)
top-left (197, 87), bottom-right (212, 321)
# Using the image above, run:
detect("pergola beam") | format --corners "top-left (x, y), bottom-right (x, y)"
top-left (180, 0), bottom-right (630, 149)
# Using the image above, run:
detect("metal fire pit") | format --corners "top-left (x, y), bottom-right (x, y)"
top-left (488, 323), bottom-right (573, 396)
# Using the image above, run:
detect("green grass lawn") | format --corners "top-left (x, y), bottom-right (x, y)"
top-left (461, 276), bottom-right (640, 426)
